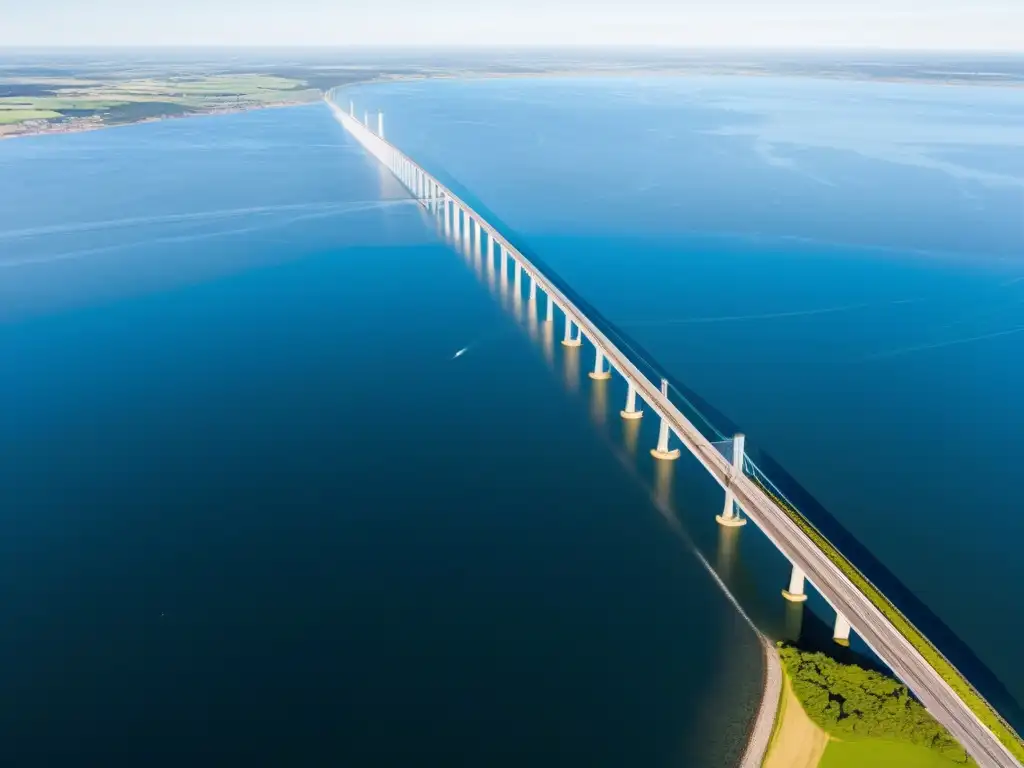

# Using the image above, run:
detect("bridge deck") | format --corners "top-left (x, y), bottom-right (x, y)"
top-left (328, 94), bottom-right (1022, 768)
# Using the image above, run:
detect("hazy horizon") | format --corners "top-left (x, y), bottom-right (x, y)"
top-left (3, 1), bottom-right (1022, 52)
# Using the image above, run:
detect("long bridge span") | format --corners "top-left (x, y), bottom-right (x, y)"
top-left (327, 92), bottom-right (1023, 768)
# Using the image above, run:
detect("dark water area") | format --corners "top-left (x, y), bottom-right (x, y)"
top-left (347, 74), bottom-right (1024, 722)
top-left (0, 105), bottom-right (762, 765)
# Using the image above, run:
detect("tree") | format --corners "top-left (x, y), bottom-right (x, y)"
top-left (777, 643), bottom-right (972, 764)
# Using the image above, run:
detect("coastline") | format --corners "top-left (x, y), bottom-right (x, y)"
top-left (740, 638), bottom-right (784, 768)
top-left (0, 98), bottom-right (318, 141)
top-left (5, 62), bottom-right (1021, 143)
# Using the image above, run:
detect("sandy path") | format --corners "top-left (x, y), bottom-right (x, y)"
top-left (763, 673), bottom-right (830, 768)
top-left (738, 638), bottom-right (783, 768)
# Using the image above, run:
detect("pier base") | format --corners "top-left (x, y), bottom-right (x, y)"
top-left (650, 448), bottom-right (681, 461)
top-left (588, 371), bottom-right (612, 380)
top-left (833, 613), bottom-right (852, 647)
top-left (717, 489), bottom-right (747, 527)
top-left (561, 338), bottom-right (582, 348)
top-left (783, 566), bottom-right (808, 602)
top-left (620, 409), bottom-right (643, 420)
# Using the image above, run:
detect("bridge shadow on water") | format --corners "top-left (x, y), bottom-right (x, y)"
top-left (415, 168), bottom-right (1024, 732)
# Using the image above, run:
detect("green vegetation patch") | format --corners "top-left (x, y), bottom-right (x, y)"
top-left (778, 645), bottom-right (973, 764)
top-left (0, 72), bottom-right (321, 134)
top-left (0, 97), bottom-right (129, 111)
top-left (821, 739), bottom-right (970, 768)
top-left (0, 109), bottom-right (61, 124)
top-left (754, 478), bottom-right (1024, 762)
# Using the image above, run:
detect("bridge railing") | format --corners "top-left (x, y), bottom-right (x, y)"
top-left (741, 454), bottom-right (1024, 759)
top-left (327, 90), bottom-right (1024, 765)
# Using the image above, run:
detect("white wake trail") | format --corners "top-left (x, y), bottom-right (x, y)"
top-left (862, 325), bottom-right (1024, 362)
top-left (0, 199), bottom-right (412, 242)
top-left (0, 200), bottom-right (411, 270)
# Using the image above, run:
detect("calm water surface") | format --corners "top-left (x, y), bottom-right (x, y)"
top-left (0, 105), bottom-right (762, 765)
top-left (347, 75), bottom-right (1024, 719)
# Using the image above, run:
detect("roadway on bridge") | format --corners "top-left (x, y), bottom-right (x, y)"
top-left (332, 96), bottom-right (1022, 768)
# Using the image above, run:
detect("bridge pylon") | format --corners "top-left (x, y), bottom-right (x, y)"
top-left (717, 433), bottom-right (748, 526)
top-left (651, 380), bottom-right (681, 460)
top-left (782, 564), bottom-right (809, 602)
top-left (589, 348), bottom-right (612, 380)
top-left (562, 318), bottom-right (582, 347)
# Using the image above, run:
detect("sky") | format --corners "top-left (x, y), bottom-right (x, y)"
top-left (1, 0), bottom-right (1022, 50)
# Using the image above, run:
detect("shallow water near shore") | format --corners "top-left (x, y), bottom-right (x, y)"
top-left (0, 104), bottom-right (763, 765)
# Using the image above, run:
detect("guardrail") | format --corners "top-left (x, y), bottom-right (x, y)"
top-left (327, 91), bottom-right (1024, 767)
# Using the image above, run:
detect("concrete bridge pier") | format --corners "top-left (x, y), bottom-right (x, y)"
top-left (782, 565), bottom-right (809, 602)
top-left (501, 246), bottom-right (508, 278)
top-left (528, 274), bottom-right (537, 302)
top-left (474, 219), bottom-right (482, 251)
top-left (651, 417), bottom-right (684, 460)
top-left (589, 348), bottom-right (612, 380)
top-left (562, 317), bottom-right (582, 347)
top-left (834, 612), bottom-right (853, 647)
top-left (463, 210), bottom-right (471, 241)
top-left (377, 112), bottom-right (384, 138)
top-left (717, 434), bottom-right (748, 527)
top-left (486, 239), bottom-right (496, 290)
top-left (650, 379), bottom-right (681, 461)
top-left (545, 294), bottom-right (554, 323)
top-left (621, 382), bottom-right (643, 419)
top-left (514, 261), bottom-right (523, 297)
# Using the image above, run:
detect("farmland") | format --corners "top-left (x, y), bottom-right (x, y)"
top-left (0, 73), bottom-right (320, 137)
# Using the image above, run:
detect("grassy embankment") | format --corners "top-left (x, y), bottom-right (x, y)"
top-left (752, 478), bottom-right (1024, 763)
top-left (821, 740), bottom-right (972, 768)
top-left (776, 644), bottom-right (975, 767)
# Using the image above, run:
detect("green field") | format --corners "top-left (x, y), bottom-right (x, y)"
top-left (0, 74), bottom-right (319, 133)
top-left (778, 645), bottom-right (974, 765)
top-left (0, 109), bottom-right (62, 123)
top-left (821, 740), bottom-right (969, 768)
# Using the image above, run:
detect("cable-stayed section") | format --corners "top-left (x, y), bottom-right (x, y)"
top-left (326, 90), bottom-right (1024, 768)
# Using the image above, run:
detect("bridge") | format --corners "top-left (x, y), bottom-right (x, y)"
top-left (327, 92), bottom-right (1024, 768)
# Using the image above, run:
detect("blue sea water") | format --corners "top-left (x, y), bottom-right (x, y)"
top-left (0, 105), bottom-right (762, 764)
top-left (3, 70), bottom-right (1024, 763)
top-left (346, 75), bottom-right (1024, 715)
